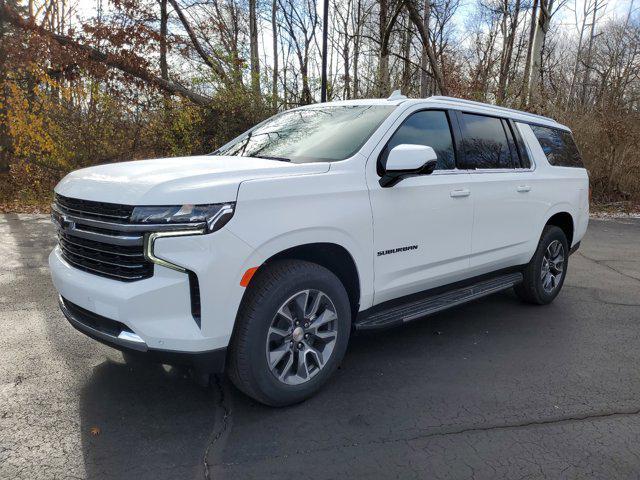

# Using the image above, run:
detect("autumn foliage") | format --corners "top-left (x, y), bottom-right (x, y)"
top-left (0, 0), bottom-right (639, 211)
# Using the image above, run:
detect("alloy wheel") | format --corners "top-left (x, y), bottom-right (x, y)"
top-left (265, 289), bottom-right (339, 386)
top-left (541, 240), bottom-right (565, 294)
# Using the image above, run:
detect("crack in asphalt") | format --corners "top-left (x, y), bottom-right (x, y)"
top-left (203, 375), bottom-right (232, 480)
top-left (564, 285), bottom-right (640, 307)
top-left (213, 407), bottom-right (640, 466)
top-left (576, 251), bottom-right (640, 284)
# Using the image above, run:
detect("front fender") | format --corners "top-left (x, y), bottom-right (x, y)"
top-left (232, 227), bottom-right (374, 311)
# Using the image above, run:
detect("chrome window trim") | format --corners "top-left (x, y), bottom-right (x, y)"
top-left (463, 167), bottom-right (536, 174)
top-left (454, 111), bottom-right (538, 173)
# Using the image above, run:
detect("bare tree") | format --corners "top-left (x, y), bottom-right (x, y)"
top-left (272, 0), bottom-right (279, 108)
top-left (279, 0), bottom-right (319, 104)
top-left (249, 0), bottom-right (261, 96)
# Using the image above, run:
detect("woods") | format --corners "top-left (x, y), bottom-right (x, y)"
top-left (0, 0), bottom-right (639, 209)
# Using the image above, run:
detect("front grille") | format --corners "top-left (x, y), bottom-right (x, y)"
top-left (53, 195), bottom-right (152, 282)
top-left (58, 232), bottom-right (153, 281)
top-left (55, 193), bottom-right (134, 222)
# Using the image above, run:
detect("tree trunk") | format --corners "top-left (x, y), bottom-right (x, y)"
top-left (401, 15), bottom-right (412, 93)
top-left (378, 0), bottom-right (390, 96)
top-left (579, 0), bottom-right (599, 106)
top-left (271, 0), bottom-right (278, 109)
top-left (527, 0), bottom-right (553, 105)
top-left (520, 0), bottom-right (538, 107)
top-left (0, 3), bottom-right (10, 173)
top-left (567, 1), bottom-right (588, 106)
top-left (159, 0), bottom-right (168, 80)
top-left (419, 0), bottom-right (430, 97)
top-left (343, 28), bottom-right (351, 98)
top-left (301, 60), bottom-right (311, 105)
top-left (249, 0), bottom-right (261, 97)
top-left (497, 0), bottom-right (521, 103)
top-left (352, 0), bottom-right (362, 98)
top-left (405, 0), bottom-right (448, 95)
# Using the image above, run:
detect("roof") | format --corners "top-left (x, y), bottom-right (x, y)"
top-left (425, 96), bottom-right (563, 128)
top-left (303, 95), bottom-right (567, 130)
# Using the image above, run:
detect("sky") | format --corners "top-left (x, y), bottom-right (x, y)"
top-left (70, 0), bottom-right (637, 36)
top-left (68, 0), bottom-right (637, 64)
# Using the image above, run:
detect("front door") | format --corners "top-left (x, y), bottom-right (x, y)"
top-left (367, 109), bottom-right (474, 305)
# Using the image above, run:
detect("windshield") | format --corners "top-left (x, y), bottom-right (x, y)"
top-left (213, 105), bottom-right (396, 163)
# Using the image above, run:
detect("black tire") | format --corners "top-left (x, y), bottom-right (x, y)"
top-left (227, 260), bottom-right (351, 407)
top-left (514, 225), bottom-right (569, 305)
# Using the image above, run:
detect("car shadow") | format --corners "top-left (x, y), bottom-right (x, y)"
top-left (2, 214), bottom-right (580, 479)
top-left (209, 290), bottom-right (567, 468)
top-left (77, 357), bottom-right (218, 480)
top-left (2, 215), bottom-right (219, 480)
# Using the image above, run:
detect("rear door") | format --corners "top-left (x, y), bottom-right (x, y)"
top-left (455, 111), bottom-right (542, 273)
top-left (367, 108), bottom-right (474, 304)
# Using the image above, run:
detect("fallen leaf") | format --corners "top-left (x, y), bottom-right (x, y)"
top-left (90, 426), bottom-right (101, 436)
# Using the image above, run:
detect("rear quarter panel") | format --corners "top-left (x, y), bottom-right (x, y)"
top-left (517, 122), bottom-right (589, 253)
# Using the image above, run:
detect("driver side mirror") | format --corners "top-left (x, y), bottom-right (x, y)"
top-left (379, 144), bottom-right (438, 188)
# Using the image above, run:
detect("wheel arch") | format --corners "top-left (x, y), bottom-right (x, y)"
top-left (263, 243), bottom-right (361, 318)
top-left (544, 211), bottom-right (575, 247)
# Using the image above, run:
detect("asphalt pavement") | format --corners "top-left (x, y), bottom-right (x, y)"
top-left (1, 215), bottom-right (640, 480)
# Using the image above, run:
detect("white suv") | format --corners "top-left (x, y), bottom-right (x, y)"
top-left (50, 94), bottom-right (589, 406)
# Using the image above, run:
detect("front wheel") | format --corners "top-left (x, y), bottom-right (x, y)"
top-left (227, 260), bottom-right (351, 406)
top-left (514, 225), bottom-right (569, 305)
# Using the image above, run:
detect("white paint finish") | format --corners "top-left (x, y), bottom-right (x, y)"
top-left (367, 171), bottom-right (474, 303)
top-left (466, 169), bottom-right (544, 270)
top-left (49, 247), bottom-right (208, 351)
top-left (153, 228), bottom-right (255, 347)
top-left (55, 155), bottom-right (329, 205)
top-left (386, 144), bottom-right (437, 171)
top-left (363, 102), bottom-right (476, 303)
top-left (227, 158), bottom-right (376, 311)
top-left (517, 122), bottom-right (589, 248)
top-left (48, 97), bottom-right (590, 356)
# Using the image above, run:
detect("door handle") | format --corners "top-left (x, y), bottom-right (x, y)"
top-left (450, 188), bottom-right (471, 198)
top-left (516, 185), bottom-right (531, 193)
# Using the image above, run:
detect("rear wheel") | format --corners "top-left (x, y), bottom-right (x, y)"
top-left (227, 260), bottom-right (351, 406)
top-left (514, 225), bottom-right (569, 305)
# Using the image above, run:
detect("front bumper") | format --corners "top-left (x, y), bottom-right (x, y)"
top-left (59, 295), bottom-right (227, 372)
top-left (50, 222), bottom-right (254, 353)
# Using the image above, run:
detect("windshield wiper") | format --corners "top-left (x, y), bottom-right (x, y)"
top-left (247, 154), bottom-right (291, 162)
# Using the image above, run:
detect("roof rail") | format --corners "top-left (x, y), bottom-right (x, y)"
top-left (428, 96), bottom-right (556, 123)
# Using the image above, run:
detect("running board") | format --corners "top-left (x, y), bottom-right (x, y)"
top-left (355, 272), bottom-right (523, 330)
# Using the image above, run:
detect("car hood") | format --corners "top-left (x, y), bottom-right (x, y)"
top-left (55, 155), bottom-right (330, 205)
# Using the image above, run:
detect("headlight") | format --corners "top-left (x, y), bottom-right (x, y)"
top-left (131, 203), bottom-right (235, 232)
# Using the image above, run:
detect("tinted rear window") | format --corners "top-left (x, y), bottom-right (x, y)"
top-left (530, 125), bottom-right (584, 168)
top-left (459, 113), bottom-right (515, 169)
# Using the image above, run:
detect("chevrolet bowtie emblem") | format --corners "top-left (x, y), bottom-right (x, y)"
top-left (52, 211), bottom-right (75, 231)
top-left (61, 216), bottom-right (75, 230)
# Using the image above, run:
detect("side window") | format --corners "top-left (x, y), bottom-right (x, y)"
top-left (459, 113), bottom-right (516, 169)
top-left (530, 125), bottom-right (584, 168)
top-left (378, 110), bottom-right (455, 175)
